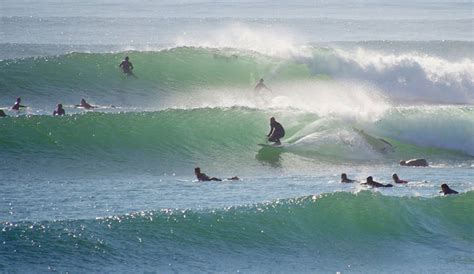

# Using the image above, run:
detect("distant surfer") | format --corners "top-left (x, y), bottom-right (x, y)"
top-left (254, 78), bottom-right (271, 92)
top-left (341, 173), bottom-right (356, 183)
top-left (194, 167), bottom-right (239, 182)
top-left (267, 117), bottom-right (285, 145)
top-left (53, 104), bottom-right (65, 116)
top-left (362, 176), bottom-right (393, 188)
top-left (12, 97), bottom-right (27, 110)
top-left (392, 173), bottom-right (408, 184)
top-left (119, 56), bottom-right (134, 76)
top-left (400, 159), bottom-right (428, 167)
top-left (0, 110), bottom-right (6, 117)
top-left (440, 184), bottom-right (458, 195)
top-left (76, 98), bottom-right (96, 109)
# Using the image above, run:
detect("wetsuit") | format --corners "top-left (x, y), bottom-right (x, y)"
top-left (53, 108), bottom-right (65, 116)
top-left (268, 121), bottom-right (285, 143)
top-left (119, 60), bottom-right (133, 74)
top-left (12, 103), bottom-right (25, 110)
top-left (197, 173), bottom-right (221, 182)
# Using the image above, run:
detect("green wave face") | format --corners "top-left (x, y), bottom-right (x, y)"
top-left (2, 191), bottom-right (473, 271)
top-left (1, 107), bottom-right (471, 174)
top-left (0, 47), bottom-right (312, 98)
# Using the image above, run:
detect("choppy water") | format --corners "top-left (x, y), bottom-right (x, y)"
top-left (1, 0), bottom-right (473, 273)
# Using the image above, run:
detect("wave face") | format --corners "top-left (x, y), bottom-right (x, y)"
top-left (1, 191), bottom-right (473, 272)
top-left (1, 44), bottom-right (473, 106)
top-left (1, 44), bottom-right (473, 159)
top-left (1, 106), bottom-right (473, 175)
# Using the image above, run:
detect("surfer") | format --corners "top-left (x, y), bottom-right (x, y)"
top-left (119, 56), bottom-right (134, 75)
top-left (267, 117), bottom-right (285, 145)
top-left (76, 98), bottom-right (96, 109)
top-left (12, 97), bottom-right (27, 110)
top-left (400, 159), bottom-right (428, 167)
top-left (194, 167), bottom-right (239, 182)
top-left (341, 173), bottom-right (356, 183)
top-left (254, 78), bottom-right (271, 92)
top-left (440, 184), bottom-right (458, 195)
top-left (0, 110), bottom-right (6, 117)
top-left (53, 104), bottom-right (65, 116)
top-left (362, 176), bottom-right (393, 188)
top-left (392, 173), bottom-right (408, 184)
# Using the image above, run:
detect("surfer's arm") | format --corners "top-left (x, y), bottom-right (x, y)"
top-left (267, 126), bottom-right (274, 137)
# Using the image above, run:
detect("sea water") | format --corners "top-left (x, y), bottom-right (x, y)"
top-left (1, 0), bottom-right (473, 273)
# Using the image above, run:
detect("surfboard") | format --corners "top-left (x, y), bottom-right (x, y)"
top-left (353, 128), bottom-right (394, 153)
top-left (258, 143), bottom-right (285, 148)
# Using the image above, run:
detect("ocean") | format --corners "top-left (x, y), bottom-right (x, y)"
top-left (1, 0), bottom-right (473, 273)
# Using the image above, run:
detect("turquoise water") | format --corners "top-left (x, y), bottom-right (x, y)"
top-left (1, 0), bottom-right (473, 273)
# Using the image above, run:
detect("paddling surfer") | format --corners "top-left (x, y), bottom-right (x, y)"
top-left (341, 173), bottom-right (356, 183)
top-left (440, 184), bottom-right (458, 195)
top-left (362, 176), bottom-right (393, 188)
top-left (194, 167), bottom-right (239, 182)
top-left (76, 98), bottom-right (96, 109)
top-left (392, 173), bottom-right (408, 184)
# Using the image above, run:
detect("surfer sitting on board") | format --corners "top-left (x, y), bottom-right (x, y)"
top-left (267, 117), bottom-right (285, 145)
top-left (392, 173), bottom-right (408, 184)
top-left (194, 167), bottom-right (239, 182)
top-left (119, 56), bottom-right (134, 75)
top-left (362, 176), bottom-right (393, 188)
top-left (254, 78), bottom-right (272, 92)
top-left (341, 173), bottom-right (356, 183)
top-left (12, 97), bottom-right (27, 110)
top-left (53, 104), bottom-right (65, 116)
top-left (76, 98), bottom-right (96, 109)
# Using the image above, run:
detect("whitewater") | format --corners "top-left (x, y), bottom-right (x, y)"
top-left (1, 0), bottom-right (473, 273)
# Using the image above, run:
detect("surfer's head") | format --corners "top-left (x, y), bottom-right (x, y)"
top-left (194, 167), bottom-right (201, 175)
top-left (57, 104), bottom-right (63, 108)
top-left (81, 98), bottom-right (86, 104)
top-left (441, 183), bottom-right (449, 192)
top-left (367, 176), bottom-right (373, 182)
top-left (125, 56), bottom-right (129, 61)
top-left (341, 173), bottom-right (347, 179)
top-left (392, 173), bottom-right (399, 180)
top-left (259, 78), bottom-right (264, 83)
top-left (270, 117), bottom-right (275, 122)
top-left (16, 97), bottom-right (21, 103)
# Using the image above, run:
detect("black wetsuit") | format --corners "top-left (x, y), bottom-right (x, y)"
top-left (12, 103), bottom-right (25, 110)
top-left (53, 108), bottom-right (65, 116)
top-left (119, 60), bottom-right (133, 74)
top-left (197, 173), bottom-right (221, 182)
top-left (268, 121), bottom-right (285, 142)
top-left (363, 181), bottom-right (393, 188)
